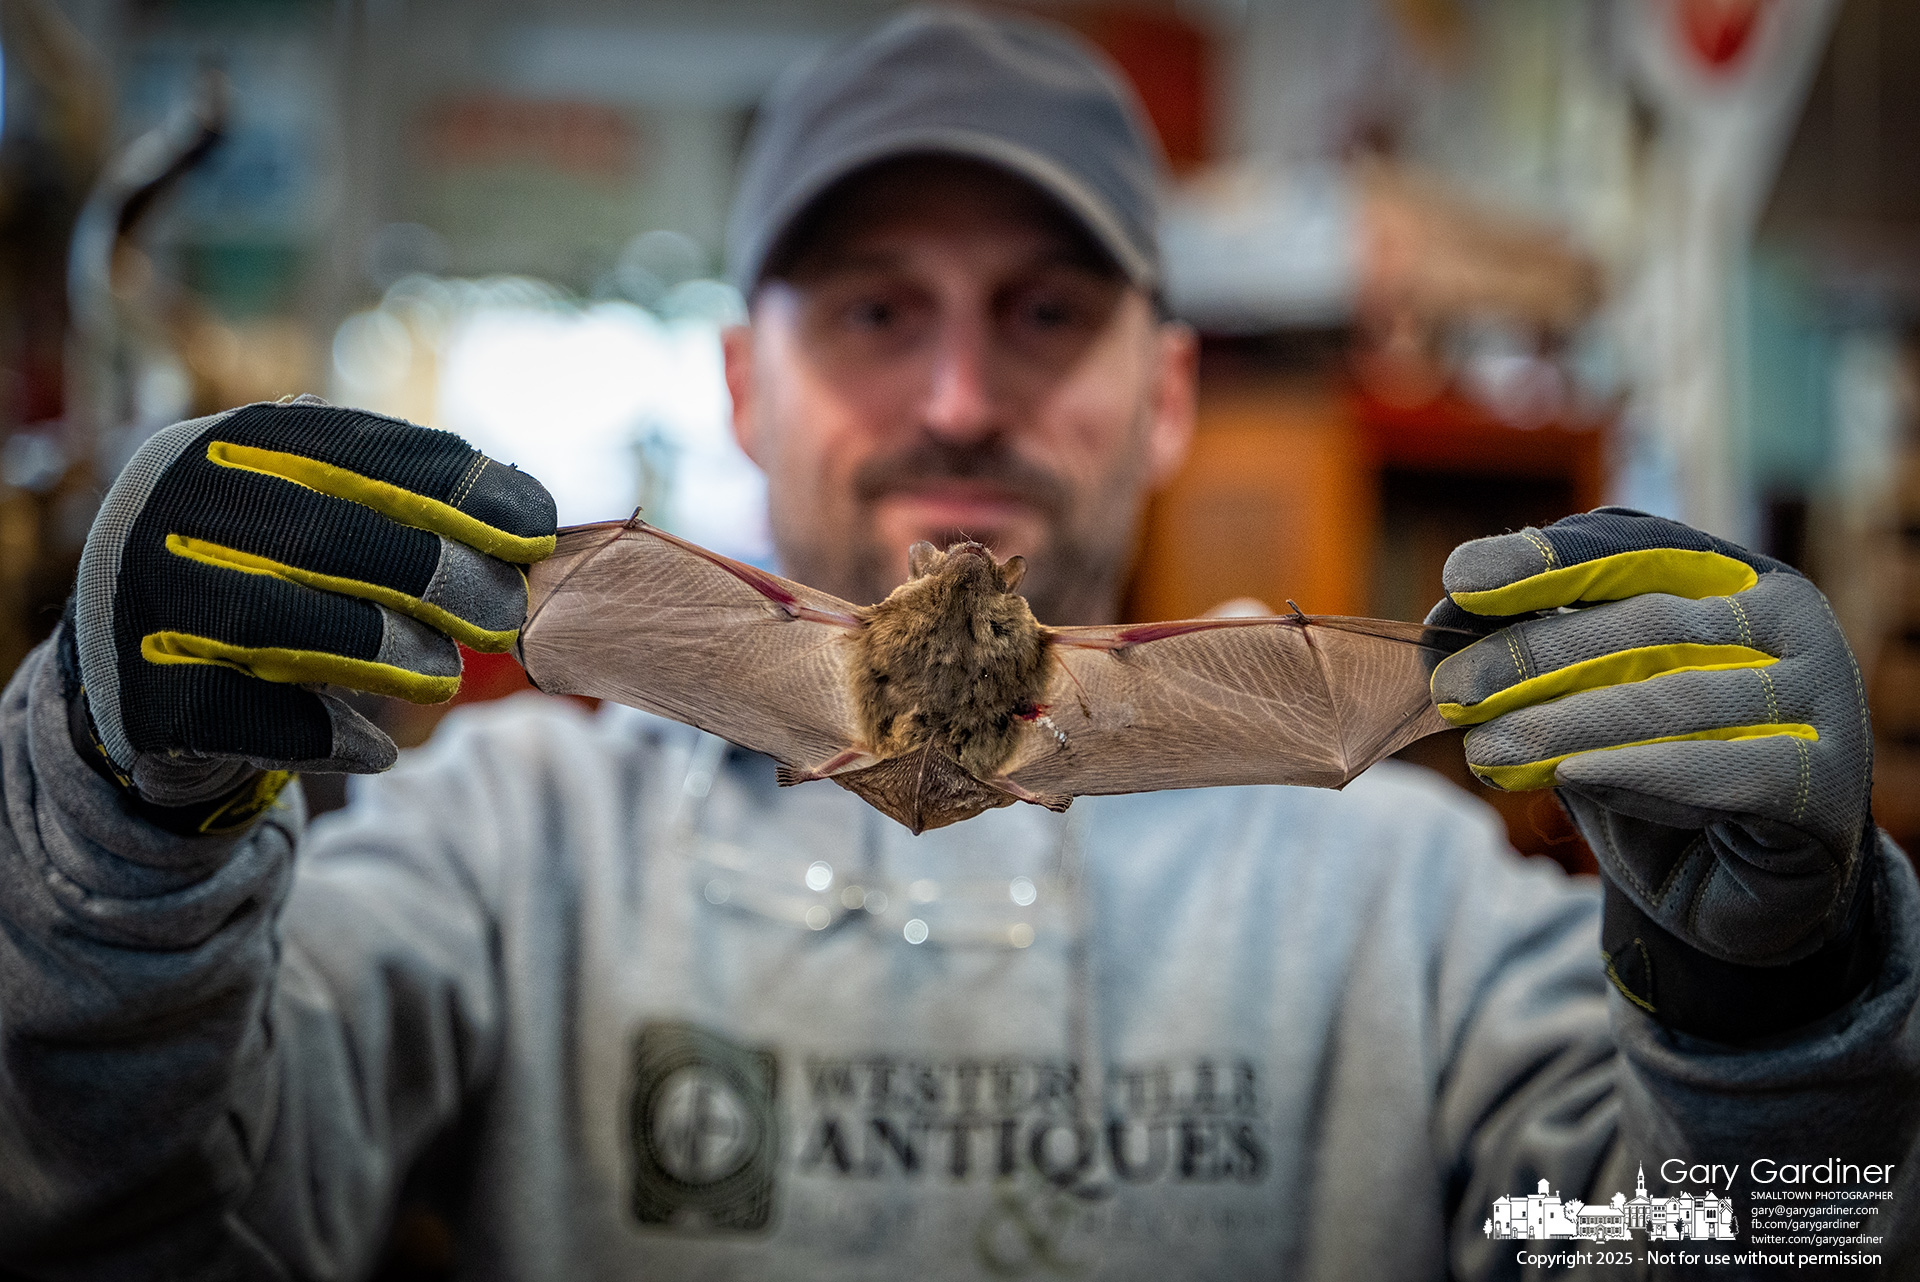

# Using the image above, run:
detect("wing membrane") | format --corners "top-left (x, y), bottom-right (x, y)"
top-left (1005, 615), bottom-right (1455, 796)
top-left (519, 520), bottom-right (865, 770)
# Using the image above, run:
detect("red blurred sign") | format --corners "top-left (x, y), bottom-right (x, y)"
top-left (1676, 0), bottom-right (1770, 72)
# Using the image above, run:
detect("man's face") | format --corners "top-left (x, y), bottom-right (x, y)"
top-left (724, 158), bottom-right (1195, 624)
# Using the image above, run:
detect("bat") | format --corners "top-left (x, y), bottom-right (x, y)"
top-left (518, 517), bottom-right (1465, 834)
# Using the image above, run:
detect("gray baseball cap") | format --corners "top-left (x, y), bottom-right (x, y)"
top-left (726, 7), bottom-right (1166, 295)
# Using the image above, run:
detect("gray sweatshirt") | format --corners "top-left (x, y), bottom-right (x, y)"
top-left (1, 639), bottom-right (1916, 1280)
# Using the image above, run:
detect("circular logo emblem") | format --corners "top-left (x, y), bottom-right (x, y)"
top-left (648, 1064), bottom-right (757, 1185)
top-left (628, 1021), bottom-right (779, 1231)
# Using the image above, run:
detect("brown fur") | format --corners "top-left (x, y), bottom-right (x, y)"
top-left (851, 542), bottom-right (1049, 778)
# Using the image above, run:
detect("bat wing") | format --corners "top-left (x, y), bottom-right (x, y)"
top-left (1003, 615), bottom-right (1460, 797)
top-left (519, 520), bottom-right (868, 772)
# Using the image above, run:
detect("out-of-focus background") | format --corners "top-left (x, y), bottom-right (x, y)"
top-left (3, 0), bottom-right (1916, 873)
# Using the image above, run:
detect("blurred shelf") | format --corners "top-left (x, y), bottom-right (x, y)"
top-left (1126, 374), bottom-right (1608, 624)
top-left (1355, 387), bottom-right (1607, 492)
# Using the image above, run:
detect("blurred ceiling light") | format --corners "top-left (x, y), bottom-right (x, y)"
top-left (433, 297), bottom-right (768, 561)
top-left (379, 273), bottom-right (456, 347)
top-left (329, 276), bottom-right (767, 561)
top-left (332, 308), bottom-right (413, 391)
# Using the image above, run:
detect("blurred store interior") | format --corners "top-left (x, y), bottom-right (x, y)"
top-left (3, 0), bottom-right (1917, 867)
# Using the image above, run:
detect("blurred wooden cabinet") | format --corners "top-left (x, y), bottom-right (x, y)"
top-left (1126, 378), bottom-right (1372, 620)
top-left (1123, 371), bottom-right (1608, 871)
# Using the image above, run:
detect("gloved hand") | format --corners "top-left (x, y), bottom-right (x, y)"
top-left (1428, 509), bottom-right (1877, 1038)
top-left (64, 397), bottom-right (555, 827)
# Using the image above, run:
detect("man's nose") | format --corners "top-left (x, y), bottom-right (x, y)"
top-left (921, 313), bottom-right (998, 445)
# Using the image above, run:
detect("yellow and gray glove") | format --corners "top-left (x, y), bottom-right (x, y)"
top-left (1428, 508), bottom-right (1878, 1041)
top-left (62, 397), bottom-right (555, 832)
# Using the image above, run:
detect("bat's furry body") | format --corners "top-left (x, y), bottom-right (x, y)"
top-left (832, 542), bottom-right (1058, 829)
top-left (519, 518), bottom-right (1460, 833)
top-left (853, 543), bottom-right (1047, 777)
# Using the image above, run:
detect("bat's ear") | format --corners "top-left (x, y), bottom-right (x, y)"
top-left (999, 555), bottom-right (1027, 590)
top-left (908, 541), bottom-right (941, 579)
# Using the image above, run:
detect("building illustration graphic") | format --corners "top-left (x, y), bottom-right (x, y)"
top-left (1484, 1166), bottom-right (1737, 1243)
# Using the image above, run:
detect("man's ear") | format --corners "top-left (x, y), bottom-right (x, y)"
top-left (721, 322), bottom-right (763, 467)
top-left (1145, 320), bottom-right (1198, 490)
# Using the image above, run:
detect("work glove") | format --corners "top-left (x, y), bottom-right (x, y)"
top-left (1428, 508), bottom-right (1877, 1040)
top-left (64, 396), bottom-right (555, 829)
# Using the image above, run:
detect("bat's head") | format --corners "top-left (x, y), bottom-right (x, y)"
top-left (907, 540), bottom-right (1027, 594)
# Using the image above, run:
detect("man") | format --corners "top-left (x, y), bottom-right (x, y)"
top-left (1, 10), bottom-right (1913, 1280)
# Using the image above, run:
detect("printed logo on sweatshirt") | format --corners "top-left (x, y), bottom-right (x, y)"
top-left (628, 1021), bottom-right (780, 1232)
top-left (796, 1054), bottom-right (1268, 1189)
top-left (625, 1025), bottom-right (1272, 1242)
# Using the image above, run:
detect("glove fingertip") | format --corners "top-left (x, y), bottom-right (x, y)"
top-left (308, 692), bottom-right (400, 774)
top-left (461, 458), bottom-right (558, 560)
top-left (1440, 529), bottom-right (1555, 597)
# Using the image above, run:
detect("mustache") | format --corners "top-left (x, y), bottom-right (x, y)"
top-left (851, 441), bottom-right (1069, 514)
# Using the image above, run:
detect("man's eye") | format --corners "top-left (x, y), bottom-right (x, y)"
top-left (1017, 296), bottom-right (1078, 329)
top-left (847, 300), bottom-right (898, 329)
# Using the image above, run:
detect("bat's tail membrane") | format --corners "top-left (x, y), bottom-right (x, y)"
top-left (828, 748), bottom-right (1023, 833)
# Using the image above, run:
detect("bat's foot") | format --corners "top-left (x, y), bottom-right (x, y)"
top-left (989, 777), bottom-right (1073, 813)
top-left (776, 748), bottom-right (878, 786)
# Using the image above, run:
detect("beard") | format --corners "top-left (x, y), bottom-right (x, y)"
top-left (772, 437), bottom-right (1147, 625)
